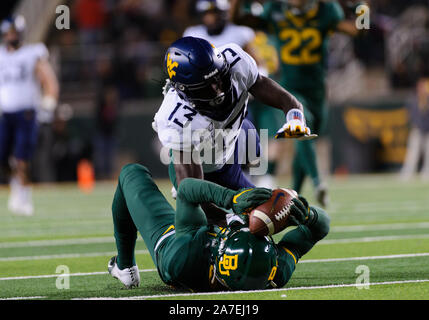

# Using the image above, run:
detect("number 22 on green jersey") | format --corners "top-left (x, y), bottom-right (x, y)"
top-left (279, 27), bottom-right (322, 65)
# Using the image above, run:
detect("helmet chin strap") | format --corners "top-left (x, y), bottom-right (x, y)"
top-left (209, 93), bottom-right (226, 106)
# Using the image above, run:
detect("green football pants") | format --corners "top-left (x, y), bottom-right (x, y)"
top-left (111, 163), bottom-right (176, 269)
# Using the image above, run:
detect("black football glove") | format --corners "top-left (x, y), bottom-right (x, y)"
top-left (288, 196), bottom-right (311, 226)
top-left (230, 187), bottom-right (272, 214)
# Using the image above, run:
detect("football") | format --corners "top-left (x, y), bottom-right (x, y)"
top-left (249, 188), bottom-right (298, 237)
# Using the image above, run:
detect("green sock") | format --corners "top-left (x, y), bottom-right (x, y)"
top-left (112, 182), bottom-right (137, 269)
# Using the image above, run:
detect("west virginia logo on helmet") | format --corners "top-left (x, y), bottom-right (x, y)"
top-left (166, 53), bottom-right (179, 79)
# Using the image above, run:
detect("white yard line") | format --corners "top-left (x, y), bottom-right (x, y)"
top-left (0, 249), bottom-right (149, 262)
top-left (319, 234), bottom-right (429, 244)
top-left (3, 279), bottom-right (429, 300)
top-left (330, 222), bottom-right (429, 232)
top-left (1, 252), bottom-right (428, 281)
top-left (2, 233), bottom-right (429, 262)
top-left (0, 296), bottom-right (47, 300)
top-left (1, 222), bottom-right (429, 249)
top-left (0, 269), bottom-right (156, 281)
top-left (76, 279), bottom-right (429, 300)
top-left (0, 237), bottom-right (115, 248)
top-left (299, 252), bottom-right (429, 263)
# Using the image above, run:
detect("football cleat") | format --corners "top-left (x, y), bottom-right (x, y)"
top-left (108, 256), bottom-right (140, 289)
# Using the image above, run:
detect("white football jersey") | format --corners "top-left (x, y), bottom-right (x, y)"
top-left (153, 43), bottom-right (259, 173)
top-left (183, 23), bottom-right (255, 48)
top-left (0, 43), bottom-right (48, 113)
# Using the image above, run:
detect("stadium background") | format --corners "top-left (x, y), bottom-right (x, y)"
top-left (0, 0), bottom-right (428, 182)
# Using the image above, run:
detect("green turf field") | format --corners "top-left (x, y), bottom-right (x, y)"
top-left (1, 174), bottom-right (429, 300)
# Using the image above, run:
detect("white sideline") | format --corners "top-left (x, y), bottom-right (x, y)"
top-left (1, 252), bottom-right (428, 281)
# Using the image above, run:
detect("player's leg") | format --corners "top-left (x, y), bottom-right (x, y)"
top-left (292, 90), bottom-right (329, 206)
top-left (291, 104), bottom-right (318, 192)
top-left (400, 127), bottom-right (423, 180)
top-left (0, 113), bottom-right (15, 209)
top-left (110, 163), bottom-right (176, 287)
top-left (12, 110), bottom-right (39, 215)
top-left (113, 163), bottom-right (176, 266)
top-left (249, 101), bottom-right (285, 188)
top-left (421, 132), bottom-right (429, 180)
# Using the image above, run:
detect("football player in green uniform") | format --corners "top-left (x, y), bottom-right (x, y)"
top-left (108, 163), bottom-right (330, 291)
top-left (231, 0), bottom-right (361, 207)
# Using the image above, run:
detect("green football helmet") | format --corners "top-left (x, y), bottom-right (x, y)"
top-left (213, 227), bottom-right (278, 290)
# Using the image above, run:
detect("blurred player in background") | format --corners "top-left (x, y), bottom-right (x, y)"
top-left (0, 15), bottom-right (59, 215)
top-left (400, 40), bottom-right (429, 181)
top-left (184, 0), bottom-right (261, 62)
top-left (231, 0), bottom-right (361, 207)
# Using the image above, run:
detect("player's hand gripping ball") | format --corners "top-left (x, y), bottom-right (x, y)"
top-left (231, 187), bottom-right (272, 215)
top-left (249, 188), bottom-right (301, 236)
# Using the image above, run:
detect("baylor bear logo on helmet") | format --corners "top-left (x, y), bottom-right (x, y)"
top-left (166, 53), bottom-right (179, 79)
top-left (218, 254), bottom-right (238, 276)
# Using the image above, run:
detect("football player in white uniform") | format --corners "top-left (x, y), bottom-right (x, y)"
top-left (183, 0), bottom-right (275, 191)
top-left (153, 37), bottom-right (312, 223)
top-left (0, 16), bottom-right (59, 215)
top-left (183, 0), bottom-right (260, 63)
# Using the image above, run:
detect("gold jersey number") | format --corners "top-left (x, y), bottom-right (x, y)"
top-left (279, 28), bottom-right (322, 65)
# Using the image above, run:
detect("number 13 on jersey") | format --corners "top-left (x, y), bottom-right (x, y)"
top-left (279, 28), bottom-right (322, 65)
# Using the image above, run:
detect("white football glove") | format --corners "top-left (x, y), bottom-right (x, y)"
top-left (275, 109), bottom-right (317, 140)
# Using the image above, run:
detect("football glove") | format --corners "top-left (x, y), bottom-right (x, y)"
top-left (275, 108), bottom-right (318, 140)
top-left (230, 187), bottom-right (272, 215)
top-left (288, 195), bottom-right (311, 226)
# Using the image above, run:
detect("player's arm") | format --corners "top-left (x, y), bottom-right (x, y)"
top-left (249, 75), bottom-right (304, 114)
top-left (249, 75), bottom-right (313, 139)
top-left (35, 57), bottom-right (59, 114)
top-left (336, 20), bottom-right (359, 37)
top-left (172, 149), bottom-right (231, 225)
top-left (272, 199), bottom-right (330, 288)
top-left (175, 178), bottom-right (271, 234)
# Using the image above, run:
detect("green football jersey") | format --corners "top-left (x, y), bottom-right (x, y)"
top-left (261, 1), bottom-right (345, 90)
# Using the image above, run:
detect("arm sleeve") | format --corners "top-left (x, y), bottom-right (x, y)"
top-left (175, 178), bottom-right (234, 235)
